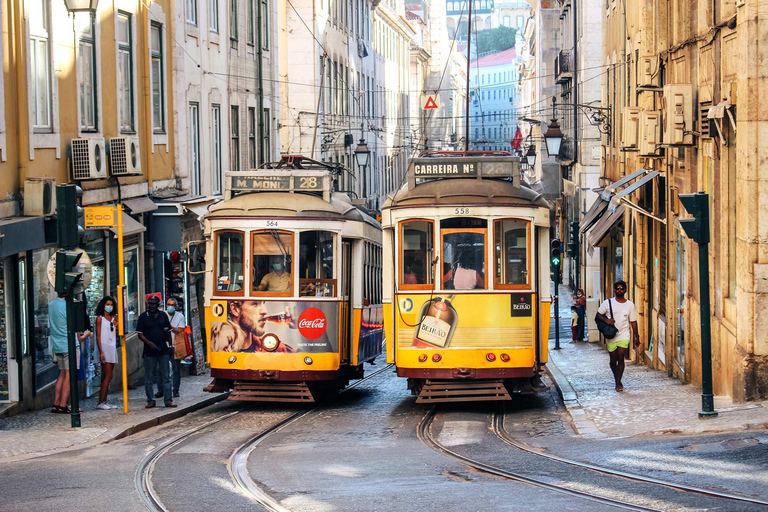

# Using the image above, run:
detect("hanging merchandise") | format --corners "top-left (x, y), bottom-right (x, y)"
top-left (0, 260), bottom-right (8, 403)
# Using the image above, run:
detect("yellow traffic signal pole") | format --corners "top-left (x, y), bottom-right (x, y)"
top-left (116, 204), bottom-right (129, 414)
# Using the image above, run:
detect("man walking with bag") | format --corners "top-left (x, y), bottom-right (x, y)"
top-left (595, 280), bottom-right (639, 392)
top-left (138, 296), bottom-right (176, 408)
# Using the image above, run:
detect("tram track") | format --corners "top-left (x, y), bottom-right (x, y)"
top-left (417, 406), bottom-right (661, 512)
top-left (492, 406), bottom-right (768, 508)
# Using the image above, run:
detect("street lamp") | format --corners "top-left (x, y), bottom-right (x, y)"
top-left (525, 144), bottom-right (537, 167)
top-left (544, 97), bottom-right (564, 157)
top-left (63, 0), bottom-right (99, 12)
top-left (354, 138), bottom-right (370, 199)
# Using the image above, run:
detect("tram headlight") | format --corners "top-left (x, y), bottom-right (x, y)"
top-left (500, 353), bottom-right (510, 362)
top-left (304, 356), bottom-right (313, 365)
top-left (486, 353), bottom-right (497, 362)
top-left (228, 356), bottom-right (237, 364)
top-left (418, 354), bottom-right (428, 363)
top-left (431, 353), bottom-right (442, 363)
top-left (262, 334), bottom-right (280, 352)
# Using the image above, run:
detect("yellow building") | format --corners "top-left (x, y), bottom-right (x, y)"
top-left (592, 0), bottom-right (766, 401)
top-left (0, 0), bottom-right (178, 413)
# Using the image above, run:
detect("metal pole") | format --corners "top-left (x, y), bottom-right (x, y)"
top-left (117, 204), bottom-right (129, 414)
top-left (698, 225), bottom-right (717, 418)
top-left (464, 0), bottom-right (473, 151)
top-left (66, 292), bottom-right (80, 427)
top-left (554, 267), bottom-right (560, 350)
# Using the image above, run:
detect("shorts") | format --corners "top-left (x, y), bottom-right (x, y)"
top-left (606, 339), bottom-right (630, 352)
top-left (54, 345), bottom-right (81, 370)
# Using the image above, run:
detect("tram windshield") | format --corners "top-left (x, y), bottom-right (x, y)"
top-left (494, 219), bottom-right (530, 287)
top-left (299, 231), bottom-right (336, 297)
top-left (441, 218), bottom-right (487, 290)
top-left (215, 231), bottom-right (244, 293)
top-left (252, 230), bottom-right (294, 295)
top-left (400, 220), bottom-right (433, 288)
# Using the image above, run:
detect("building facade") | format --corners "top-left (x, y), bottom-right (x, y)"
top-left (468, 47), bottom-right (518, 151)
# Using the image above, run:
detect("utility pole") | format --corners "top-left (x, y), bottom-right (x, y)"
top-left (551, 238), bottom-right (562, 350)
top-left (679, 192), bottom-right (718, 418)
top-left (464, 0), bottom-right (473, 151)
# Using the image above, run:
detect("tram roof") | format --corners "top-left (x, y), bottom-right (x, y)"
top-left (383, 178), bottom-right (550, 209)
top-left (206, 191), bottom-right (380, 226)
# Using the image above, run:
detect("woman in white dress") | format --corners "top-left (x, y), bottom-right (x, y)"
top-left (95, 296), bottom-right (119, 410)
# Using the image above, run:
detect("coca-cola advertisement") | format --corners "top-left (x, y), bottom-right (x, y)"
top-left (209, 300), bottom-right (339, 353)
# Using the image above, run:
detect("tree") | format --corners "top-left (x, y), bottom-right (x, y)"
top-left (475, 26), bottom-right (517, 55)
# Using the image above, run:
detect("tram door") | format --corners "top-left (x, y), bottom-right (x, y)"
top-left (340, 241), bottom-right (353, 364)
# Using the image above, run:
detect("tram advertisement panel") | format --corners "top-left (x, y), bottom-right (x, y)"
top-left (395, 293), bottom-right (534, 350)
top-left (209, 300), bottom-right (339, 353)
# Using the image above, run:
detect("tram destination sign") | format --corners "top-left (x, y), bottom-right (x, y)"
top-left (409, 157), bottom-right (518, 184)
top-left (230, 174), bottom-right (325, 192)
top-left (412, 160), bottom-right (478, 177)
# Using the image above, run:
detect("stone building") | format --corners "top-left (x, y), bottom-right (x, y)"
top-left (590, 0), bottom-right (767, 401)
top-left (468, 47), bottom-right (519, 151)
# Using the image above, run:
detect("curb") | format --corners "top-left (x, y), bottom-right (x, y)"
top-left (1, 392), bottom-right (229, 464)
top-left (545, 357), bottom-right (607, 439)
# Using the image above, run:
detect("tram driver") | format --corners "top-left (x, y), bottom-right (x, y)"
top-left (255, 255), bottom-right (291, 292)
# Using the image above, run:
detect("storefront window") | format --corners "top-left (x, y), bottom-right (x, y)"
top-left (85, 240), bottom-right (106, 328)
top-left (251, 230), bottom-right (293, 295)
top-left (19, 258), bottom-right (29, 357)
top-left (124, 246), bottom-right (140, 331)
top-left (400, 220), bottom-right (433, 288)
top-left (32, 247), bottom-right (58, 389)
top-left (299, 231), bottom-right (335, 297)
top-left (215, 231), bottom-right (244, 294)
top-left (494, 219), bottom-right (529, 287)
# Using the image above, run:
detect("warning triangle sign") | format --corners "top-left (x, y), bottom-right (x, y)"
top-left (423, 96), bottom-right (439, 110)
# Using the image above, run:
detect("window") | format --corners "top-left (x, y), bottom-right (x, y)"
top-left (252, 231), bottom-right (294, 295)
top-left (189, 103), bottom-right (201, 195)
top-left (150, 23), bottom-right (165, 133)
top-left (124, 246), bottom-right (141, 331)
top-left (230, 106), bottom-right (240, 171)
top-left (441, 218), bottom-right (487, 290)
top-left (187, 0), bottom-right (198, 25)
top-left (76, 13), bottom-right (97, 132)
top-left (209, 0), bottom-right (219, 32)
top-left (230, 0), bottom-right (238, 41)
top-left (262, 108), bottom-right (271, 163)
top-left (494, 219), bottom-right (529, 287)
top-left (247, 0), bottom-right (255, 45)
top-left (215, 231), bottom-right (245, 294)
top-left (117, 13), bottom-right (134, 133)
top-left (211, 105), bottom-right (222, 194)
top-left (299, 231), bottom-right (336, 297)
top-left (400, 220), bottom-right (434, 289)
top-left (29, 0), bottom-right (52, 132)
top-left (247, 107), bottom-right (256, 169)
top-left (261, 0), bottom-right (269, 49)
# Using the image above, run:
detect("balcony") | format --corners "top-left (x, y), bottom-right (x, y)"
top-left (555, 49), bottom-right (573, 84)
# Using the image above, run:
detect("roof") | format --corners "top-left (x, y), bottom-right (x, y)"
top-left (471, 48), bottom-right (517, 68)
top-left (383, 178), bottom-right (549, 209)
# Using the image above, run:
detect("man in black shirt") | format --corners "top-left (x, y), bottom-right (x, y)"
top-left (137, 296), bottom-right (176, 408)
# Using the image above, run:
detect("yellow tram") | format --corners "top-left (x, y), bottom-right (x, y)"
top-left (203, 156), bottom-right (383, 402)
top-left (382, 151), bottom-right (552, 402)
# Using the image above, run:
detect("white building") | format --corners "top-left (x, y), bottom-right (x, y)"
top-left (469, 47), bottom-right (518, 151)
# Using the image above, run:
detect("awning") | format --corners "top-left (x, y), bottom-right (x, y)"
top-left (183, 199), bottom-right (217, 219)
top-left (579, 198), bottom-right (609, 235)
top-left (707, 100), bottom-right (735, 144)
top-left (707, 100), bottom-right (729, 119)
top-left (588, 204), bottom-right (625, 251)
top-left (562, 178), bottom-right (577, 196)
top-left (600, 169), bottom-right (647, 201)
top-left (122, 196), bottom-right (158, 214)
top-left (108, 212), bottom-right (146, 237)
top-left (608, 171), bottom-right (661, 213)
top-left (0, 216), bottom-right (46, 258)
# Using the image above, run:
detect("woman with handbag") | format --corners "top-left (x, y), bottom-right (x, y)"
top-left (166, 298), bottom-right (187, 398)
top-left (595, 280), bottom-right (639, 392)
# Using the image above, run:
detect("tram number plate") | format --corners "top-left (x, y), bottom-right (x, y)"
top-left (266, 220), bottom-right (279, 227)
top-left (453, 207), bottom-right (471, 215)
top-left (293, 176), bottom-right (323, 191)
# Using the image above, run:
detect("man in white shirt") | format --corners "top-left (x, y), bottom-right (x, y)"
top-left (595, 280), bottom-right (639, 392)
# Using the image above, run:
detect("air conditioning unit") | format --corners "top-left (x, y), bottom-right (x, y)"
top-left (108, 136), bottom-right (141, 175)
top-left (639, 111), bottom-right (661, 156)
top-left (23, 178), bottom-right (56, 217)
top-left (70, 137), bottom-right (107, 180)
top-left (637, 57), bottom-right (659, 88)
top-left (621, 107), bottom-right (642, 149)
top-left (662, 84), bottom-right (694, 145)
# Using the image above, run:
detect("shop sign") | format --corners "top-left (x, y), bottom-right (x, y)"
top-left (46, 248), bottom-right (93, 288)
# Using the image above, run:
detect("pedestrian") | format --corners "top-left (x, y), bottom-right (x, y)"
top-left (49, 293), bottom-right (91, 413)
top-left (594, 280), bottom-right (639, 392)
top-left (575, 288), bottom-right (587, 341)
top-left (137, 296), bottom-right (176, 408)
top-left (94, 296), bottom-right (119, 410)
top-left (166, 297), bottom-right (186, 398)
top-left (570, 306), bottom-right (578, 342)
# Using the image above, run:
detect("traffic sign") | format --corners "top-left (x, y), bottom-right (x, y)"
top-left (84, 206), bottom-right (117, 229)
top-left (422, 95), bottom-right (439, 110)
top-left (47, 248), bottom-right (93, 290)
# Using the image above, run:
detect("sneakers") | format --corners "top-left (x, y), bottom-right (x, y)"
top-left (97, 402), bottom-right (118, 410)
top-left (146, 402), bottom-right (156, 408)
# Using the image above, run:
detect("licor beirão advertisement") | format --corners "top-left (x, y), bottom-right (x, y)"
top-left (210, 300), bottom-right (339, 353)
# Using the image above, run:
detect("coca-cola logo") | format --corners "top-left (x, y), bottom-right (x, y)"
top-left (298, 308), bottom-right (327, 339)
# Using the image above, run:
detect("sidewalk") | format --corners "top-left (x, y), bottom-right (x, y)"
top-left (0, 371), bottom-right (227, 462)
top-left (547, 285), bottom-right (768, 438)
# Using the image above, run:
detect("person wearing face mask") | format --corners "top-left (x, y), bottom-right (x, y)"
top-left (94, 296), bottom-right (119, 410)
top-left (137, 296), bottom-right (176, 408)
top-left (165, 297), bottom-right (186, 398)
top-left (255, 255), bottom-right (291, 292)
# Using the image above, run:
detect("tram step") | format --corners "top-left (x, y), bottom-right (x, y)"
top-left (416, 379), bottom-right (512, 403)
top-left (229, 381), bottom-right (315, 403)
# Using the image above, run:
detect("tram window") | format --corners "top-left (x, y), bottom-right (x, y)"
top-left (442, 229), bottom-right (486, 290)
top-left (399, 220), bottom-right (433, 288)
top-left (299, 231), bottom-right (336, 297)
top-left (215, 231), bottom-right (244, 294)
top-left (252, 230), bottom-right (294, 295)
top-left (494, 219), bottom-right (530, 287)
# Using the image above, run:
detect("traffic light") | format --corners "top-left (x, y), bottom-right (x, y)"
top-left (55, 250), bottom-right (84, 295)
top-left (568, 222), bottom-right (579, 258)
top-left (56, 184), bottom-right (84, 249)
top-left (550, 238), bottom-right (561, 272)
top-left (679, 192), bottom-right (709, 245)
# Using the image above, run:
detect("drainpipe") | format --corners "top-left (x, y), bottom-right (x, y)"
top-left (142, 0), bottom-right (154, 187)
top-left (257, 0), bottom-right (265, 165)
top-left (13, 0), bottom-right (28, 184)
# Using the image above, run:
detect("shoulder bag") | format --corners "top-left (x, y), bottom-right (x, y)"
top-left (595, 299), bottom-right (619, 340)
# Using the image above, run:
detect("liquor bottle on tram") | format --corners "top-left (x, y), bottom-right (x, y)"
top-left (412, 294), bottom-right (458, 349)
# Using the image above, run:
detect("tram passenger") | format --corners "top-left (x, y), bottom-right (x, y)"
top-left (255, 256), bottom-right (291, 292)
top-left (210, 300), bottom-right (296, 353)
top-left (403, 259), bottom-right (424, 285)
top-left (442, 253), bottom-right (484, 289)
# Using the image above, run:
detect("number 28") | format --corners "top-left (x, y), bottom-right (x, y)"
top-left (454, 208), bottom-right (470, 215)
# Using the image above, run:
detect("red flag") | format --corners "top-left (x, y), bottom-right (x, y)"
top-left (511, 126), bottom-right (523, 150)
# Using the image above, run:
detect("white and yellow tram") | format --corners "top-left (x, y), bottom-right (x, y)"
top-left (382, 151), bottom-right (552, 402)
top-left (203, 156), bottom-right (383, 402)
